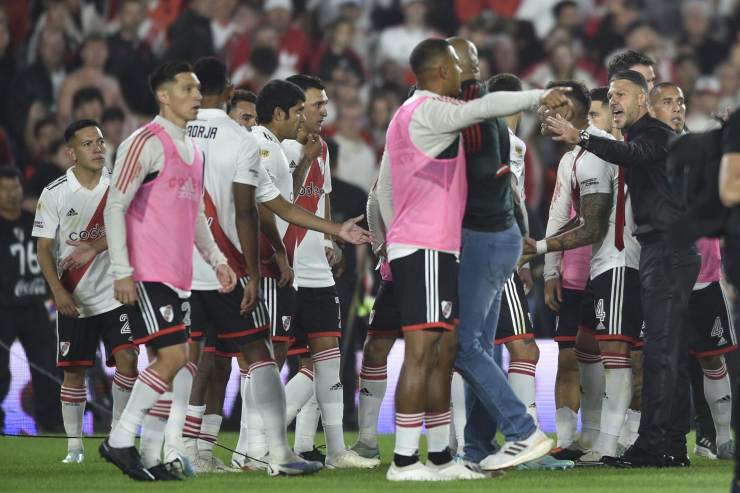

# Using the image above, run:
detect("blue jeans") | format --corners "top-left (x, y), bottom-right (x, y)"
top-left (455, 224), bottom-right (536, 463)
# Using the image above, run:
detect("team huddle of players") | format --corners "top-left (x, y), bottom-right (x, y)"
top-left (31, 36), bottom-right (735, 483)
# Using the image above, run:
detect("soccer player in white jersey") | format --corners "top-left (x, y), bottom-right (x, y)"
top-left (251, 78), bottom-right (379, 469)
top-left (524, 80), bottom-right (642, 463)
top-left (34, 120), bottom-right (139, 465)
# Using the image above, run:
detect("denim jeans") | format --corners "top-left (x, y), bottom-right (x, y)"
top-left (455, 224), bottom-right (536, 462)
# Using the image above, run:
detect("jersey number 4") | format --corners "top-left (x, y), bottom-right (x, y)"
top-left (595, 298), bottom-right (606, 323)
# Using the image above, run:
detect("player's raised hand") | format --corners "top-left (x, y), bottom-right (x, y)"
top-left (274, 251), bottom-right (293, 288)
top-left (337, 215), bottom-right (373, 245)
top-left (114, 276), bottom-right (138, 306)
top-left (240, 277), bottom-right (260, 315)
top-left (216, 263), bottom-right (237, 293)
top-left (545, 114), bottom-right (581, 144)
top-left (60, 239), bottom-right (97, 271)
top-left (303, 133), bottom-right (322, 161)
top-left (522, 236), bottom-right (538, 256)
top-left (540, 87), bottom-right (572, 112)
top-left (544, 277), bottom-right (563, 312)
top-left (53, 288), bottom-right (79, 318)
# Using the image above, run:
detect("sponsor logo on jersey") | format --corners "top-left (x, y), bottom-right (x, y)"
top-left (68, 223), bottom-right (106, 241)
top-left (120, 313), bottom-right (131, 335)
top-left (59, 341), bottom-right (70, 357)
top-left (260, 149), bottom-right (270, 158)
top-left (711, 317), bottom-right (723, 338)
top-left (159, 304), bottom-right (174, 323)
top-left (282, 315), bottom-right (292, 331)
top-left (441, 300), bottom-right (453, 319)
top-left (66, 208), bottom-right (78, 217)
top-left (34, 220), bottom-right (44, 229)
top-left (172, 176), bottom-right (198, 201)
top-left (298, 182), bottom-right (323, 198)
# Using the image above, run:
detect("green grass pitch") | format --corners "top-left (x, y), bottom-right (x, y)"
top-left (0, 432), bottom-right (732, 492)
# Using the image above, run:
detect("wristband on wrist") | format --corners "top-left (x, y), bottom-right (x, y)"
top-left (536, 239), bottom-right (548, 255)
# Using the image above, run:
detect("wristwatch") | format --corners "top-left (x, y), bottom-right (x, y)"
top-left (578, 128), bottom-right (590, 146)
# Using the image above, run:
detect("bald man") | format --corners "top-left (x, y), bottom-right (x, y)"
top-left (376, 38), bottom-right (570, 481)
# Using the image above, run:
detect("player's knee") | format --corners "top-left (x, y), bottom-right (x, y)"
top-left (114, 348), bottom-right (138, 375)
top-left (63, 368), bottom-right (86, 387)
top-left (558, 347), bottom-right (578, 370)
top-left (599, 340), bottom-right (630, 356)
top-left (363, 337), bottom-right (392, 366)
top-left (214, 355), bottom-right (231, 378)
top-left (699, 355), bottom-right (724, 372)
top-left (575, 330), bottom-right (599, 354)
top-left (508, 338), bottom-right (539, 362)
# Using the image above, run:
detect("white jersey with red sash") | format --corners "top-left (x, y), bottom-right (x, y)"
top-left (33, 167), bottom-right (120, 317)
top-left (282, 138), bottom-right (335, 288)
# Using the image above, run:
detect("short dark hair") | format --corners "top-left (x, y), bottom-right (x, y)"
top-left (227, 89), bottom-right (257, 113)
top-left (649, 82), bottom-right (683, 105)
top-left (624, 19), bottom-right (656, 39)
top-left (546, 80), bottom-right (591, 118)
top-left (193, 56), bottom-right (229, 96)
top-left (33, 115), bottom-right (59, 137)
top-left (487, 73), bottom-right (523, 93)
top-left (607, 50), bottom-right (655, 80)
top-left (64, 119), bottom-right (100, 144)
top-left (409, 38), bottom-right (452, 76)
top-left (0, 165), bottom-right (21, 180)
top-left (72, 86), bottom-right (104, 111)
top-left (286, 74), bottom-right (326, 92)
top-left (81, 32), bottom-right (106, 48)
top-left (609, 69), bottom-right (648, 93)
top-left (590, 87), bottom-right (609, 106)
top-left (102, 106), bottom-right (125, 123)
top-left (256, 80), bottom-right (306, 125)
top-left (553, 0), bottom-right (578, 17)
top-left (148, 60), bottom-right (193, 95)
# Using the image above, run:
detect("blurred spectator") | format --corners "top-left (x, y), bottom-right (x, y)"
top-left (163, 0), bottom-right (214, 63)
top-left (106, 0), bottom-right (158, 117)
top-left (310, 17), bottom-right (366, 84)
top-left (57, 33), bottom-right (128, 123)
top-left (673, 52), bottom-right (702, 100)
top-left (453, 0), bottom-right (521, 23)
top-left (25, 116), bottom-right (62, 172)
top-left (513, 20), bottom-right (545, 72)
top-left (264, 0), bottom-right (312, 73)
top-left (101, 106), bottom-right (126, 168)
top-left (585, 0), bottom-right (640, 64)
top-left (678, 0), bottom-right (729, 74)
top-left (9, 28), bottom-right (67, 145)
top-left (376, 0), bottom-right (439, 82)
top-left (227, 89), bottom-right (258, 130)
top-left (716, 63), bottom-right (740, 112)
top-left (331, 100), bottom-right (376, 191)
top-left (489, 33), bottom-right (519, 75)
top-left (232, 25), bottom-right (292, 90)
top-left (685, 76), bottom-right (722, 131)
top-left (367, 91), bottom-right (397, 159)
top-left (71, 87), bottom-right (104, 122)
top-left (25, 137), bottom-right (70, 201)
top-left (218, 1), bottom-right (259, 75)
top-left (523, 41), bottom-right (597, 89)
top-left (0, 7), bottom-right (15, 128)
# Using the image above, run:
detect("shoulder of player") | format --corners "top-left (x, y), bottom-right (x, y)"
top-left (44, 173), bottom-right (68, 191)
top-left (118, 126), bottom-right (161, 156)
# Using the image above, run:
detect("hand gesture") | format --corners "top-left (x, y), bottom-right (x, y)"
top-left (337, 215), bottom-right (373, 245)
top-left (59, 239), bottom-right (97, 271)
top-left (216, 263), bottom-right (237, 293)
top-left (545, 114), bottom-right (581, 144)
top-left (304, 133), bottom-right (322, 161)
top-left (540, 87), bottom-right (573, 112)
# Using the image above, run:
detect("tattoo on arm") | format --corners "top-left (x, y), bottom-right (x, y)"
top-left (546, 193), bottom-right (611, 252)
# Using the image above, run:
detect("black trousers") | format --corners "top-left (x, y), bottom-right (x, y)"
top-left (0, 304), bottom-right (63, 432)
top-left (635, 241), bottom-right (701, 455)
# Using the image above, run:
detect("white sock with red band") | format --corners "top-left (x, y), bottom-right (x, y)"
top-left (61, 385), bottom-right (87, 453)
top-left (111, 370), bottom-right (136, 431)
top-left (358, 364), bottom-right (388, 449)
top-left (109, 367), bottom-right (167, 449)
top-left (703, 362), bottom-right (733, 446)
top-left (508, 359), bottom-right (538, 422)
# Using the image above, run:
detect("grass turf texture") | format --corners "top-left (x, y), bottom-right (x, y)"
top-left (0, 432), bottom-right (732, 492)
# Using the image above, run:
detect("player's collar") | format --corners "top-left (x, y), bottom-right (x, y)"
top-left (196, 108), bottom-right (228, 120)
top-left (154, 115), bottom-right (186, 140)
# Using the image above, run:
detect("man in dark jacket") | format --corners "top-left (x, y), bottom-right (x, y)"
top-left (543, 70), bottom-right (701, 467)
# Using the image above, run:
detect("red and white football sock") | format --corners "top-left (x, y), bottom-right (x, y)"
top-left (594, 353), bottom-right (632, 457)
top-left (109, 367), bottom-right (167, 449)
top-left (111, 370), bottom-right (136, 431)
top-left (183, 404), bottom-right (206, 460)
top-left (139, 393), bottom-right (171, 468)
top-left (285, 366), bottom-right (314, 424)
top-left (358, 364), bottom-right (388, 449)
top-left (704, 362), bottom-right (733, 446)
top-left (61, 385), bottom-right (87, 453)
top-left (508, 359), bottom-right (538, 422)
top-left (163, 362), bottom-right (196, 463)
top-left (313, 347), bottom-right (346, 459)
top-left (575, 349), bottom-right (604, 449)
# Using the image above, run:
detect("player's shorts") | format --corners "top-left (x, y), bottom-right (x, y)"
top-left (586, 266), bottom-right (642, 343)
top-left (56, 305), bottom-right (138, 368)
top-left (262, 277), bottom-right (296, 343)
top-left (368, 280), bottom-right (402, 338)
top-left (188, 289), bottom-right (211, 342)
top-left (495, 271), bottom-right (534, 345)
top-left (128, 282), bottom-right (189, 349)
top-left (390, 249), bottom-right (458, 332)
top-left (555, 287), bottom-right (596, 349)
top-left (688, 281), bottom-right (737, 358)
top-left (287, 285), bottom-right (342, 357)
top-left (189, 280), bottom-right (270, 350)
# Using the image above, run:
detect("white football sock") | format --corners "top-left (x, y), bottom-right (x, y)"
top-left (425, 411), bottom-right (452, 454)
top-left (183, 404), bottom-right (206, 461)
top-left (594, 353), bottom-right (632, 457)
top-left (61, 385), bottom-right (86, 453)
top-left (555, 407), bottom-right (578, 448)
top-left (508, 359), bottom-right (538, 423)
top-left (449, 370), bottom-right (466, 453)
top-left (285, 366), bottom-right (314, 424)
top-left (245, 370), bottom-right (268, 459)
top-left (109, 367), bottom-right (167, 449)
top-left (358, 364), bottom-right (388, 449)
top-left (139, 395), bottom-right (171, 468)
top-left (394, 412), bottom-right (424, 458)
top-left (312, 347), bottom-right (346, 458)
top-left (233, 370), bottom-right (250, 466)
top-left (575, 349), bottom-right (604, 449)
top-left (163, 362), bottom-right (196, 463)
top-left (704, 363), bottom-right (733, 446)
top-left (294, 393), bottom-right (320, 454)
top-left (198, 414), bottom-right (222, 459)
top-left (111, 371), bottom-right (136, 431)
top-left (249, 360), bottom-right (292, 463)
top-left (619, 408), bottom-right (640, 449)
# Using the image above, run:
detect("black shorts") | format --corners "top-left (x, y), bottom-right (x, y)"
top-left (189, 281), bottom-right (270, 349)
top-left (188, 290), bottom-right (212, 342)
top-left (495, 272), bottom-right (534, 345)
top-left (587, 267), bottom-right (642, 343)
top-left (368, 280), bottom-right (402, 338)
top-left (689, 282), bottom-right (737, 358)
top-left (56, 305), bottom-right (138, 368)
top-left (129, 281), bottom-right (190, 349)
top-left (390, 249), bottom-right (458, 332)
top-left (262, 277), bottom-right (296, 343)
top-left (555, 287), bottom-right (596, 349)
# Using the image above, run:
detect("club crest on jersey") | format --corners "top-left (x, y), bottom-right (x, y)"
top-left (159, 305), bottom-right (174, 323)
top-left (282, 315), bottom-right (292, 331)
top-left (119, 313), bottom-right (131, 335)
top-left (60, 341), bottom-right (70, 357)
top-left (441, 301), bottom-right (453, 319)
